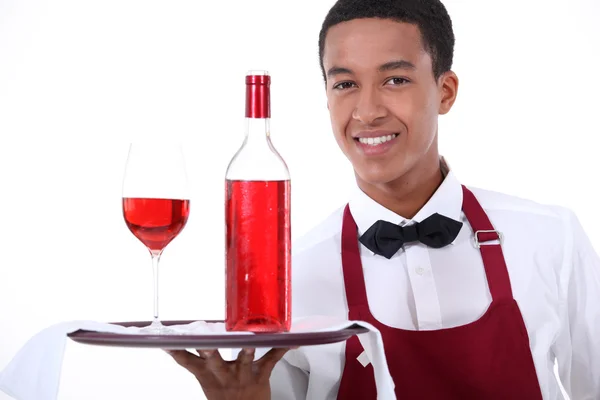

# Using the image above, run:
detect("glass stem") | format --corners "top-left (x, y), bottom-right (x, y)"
top-left (151, 250), bottom-right (162, 326)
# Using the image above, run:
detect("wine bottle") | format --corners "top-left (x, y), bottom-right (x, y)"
top-left (225, 71), bottom-right (291, 333)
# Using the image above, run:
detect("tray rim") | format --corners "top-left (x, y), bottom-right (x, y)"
top-left (67, 319), bottom-right (369, 349)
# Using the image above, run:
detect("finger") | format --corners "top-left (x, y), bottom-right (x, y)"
top-left (166, 349), bottom-right (203, 374)
top-left (195, 349), bottom-right (228, 383)
top-left (235, 348), bottom-right (256, 383)
top-left (256, 347), bottom-right (291, 379)
top-left (196, 348), bottom-right (218, 359)
top-left (195, 348), bottom-right (223, 367)
top-left (236, 348), bottom-right (256, 365)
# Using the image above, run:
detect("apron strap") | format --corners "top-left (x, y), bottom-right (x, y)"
top-left (342, 204), bottom-right (370, 309)
top-left (461, 185), bottom-right (513, 302)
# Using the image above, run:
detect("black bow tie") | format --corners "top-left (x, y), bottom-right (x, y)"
top-left (358, 213), bottom-right (463, 259)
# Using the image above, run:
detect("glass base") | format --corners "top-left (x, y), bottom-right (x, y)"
top-left (139, 319), bottom-right (180, 335)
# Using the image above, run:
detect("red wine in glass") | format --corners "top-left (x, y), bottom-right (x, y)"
top-left (123, 198), bottom-right (190, 252)
top-left (122, 143), bottom-right (190, 334)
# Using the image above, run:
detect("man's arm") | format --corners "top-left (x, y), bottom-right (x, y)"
top-left (554, 210), bottom-right (600, 398)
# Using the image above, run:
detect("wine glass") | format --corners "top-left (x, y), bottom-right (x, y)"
top-left (122, 143), bottom-right (190, 334)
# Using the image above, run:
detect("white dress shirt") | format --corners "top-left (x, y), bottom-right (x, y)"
top-left (269, 167), bottom-right (600, 400)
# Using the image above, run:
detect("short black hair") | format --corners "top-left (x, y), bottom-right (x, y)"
top-left (318, 0), bottom-right (455, 81)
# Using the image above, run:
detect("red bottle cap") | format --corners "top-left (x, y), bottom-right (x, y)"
top-left (245, 71), bottom-right (270, 119)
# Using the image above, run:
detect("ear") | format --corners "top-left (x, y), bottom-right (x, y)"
top-left (438, 71), bottom-right (459, 115)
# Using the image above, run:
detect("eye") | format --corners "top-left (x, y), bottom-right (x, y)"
top-left (385, 77), bottom-right (410, 86)
top-left (332, 81), bottom-right (357, 90)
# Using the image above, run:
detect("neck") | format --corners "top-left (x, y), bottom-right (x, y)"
top-left (356, 151), bottom-right (444, 219)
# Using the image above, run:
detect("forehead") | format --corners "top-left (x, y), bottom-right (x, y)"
top-left (322, 18), bottom-right (430, 71)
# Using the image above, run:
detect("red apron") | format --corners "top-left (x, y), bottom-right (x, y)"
top-left (337, 185), bottom-right (544, 399)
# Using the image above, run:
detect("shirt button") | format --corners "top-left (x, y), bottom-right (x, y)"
top-left (416, 267), bottom-right (426, 275)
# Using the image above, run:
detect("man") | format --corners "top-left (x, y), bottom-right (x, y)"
top-left (167, 0), bottom-right (600, 398)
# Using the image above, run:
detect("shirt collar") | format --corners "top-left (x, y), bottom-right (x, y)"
top-left (348, 159), bottom-right (463, 239)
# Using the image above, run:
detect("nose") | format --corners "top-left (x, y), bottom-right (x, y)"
top-left (352, 87), bottom-right (387, 125)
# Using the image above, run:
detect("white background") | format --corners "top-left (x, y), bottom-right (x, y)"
top-left (1, 0), bottom-right (599, 399)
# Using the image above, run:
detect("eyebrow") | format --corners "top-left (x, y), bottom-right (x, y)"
top-left (326, 66), bottom-right (353, 79)
top-left (326, 59), bottom-right (417, 79)
top-left (379, 60), bottom-right (416, 72)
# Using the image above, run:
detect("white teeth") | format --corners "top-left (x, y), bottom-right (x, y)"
top-left (358, 134), bottom-right (397, 146)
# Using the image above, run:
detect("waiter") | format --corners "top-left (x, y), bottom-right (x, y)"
top-left (167, 0), bottom-right (600, 398)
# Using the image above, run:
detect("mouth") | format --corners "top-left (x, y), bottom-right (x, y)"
top-left (352, 132), bottom-right (400, 156)
top-left (353, 133), bottom-right (399, 146)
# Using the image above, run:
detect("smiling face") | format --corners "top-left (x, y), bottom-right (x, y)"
top-left (322, 18), bottom-right (458, 188)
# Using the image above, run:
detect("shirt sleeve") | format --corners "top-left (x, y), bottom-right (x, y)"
top-left (270, 354), bottom-right (309, 399)
top-left (554, 209), bottom-right (600, 398)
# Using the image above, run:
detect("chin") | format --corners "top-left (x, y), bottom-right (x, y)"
top-left (354, 165), bottom-right (406, 186)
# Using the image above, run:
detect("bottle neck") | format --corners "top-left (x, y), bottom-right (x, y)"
top-left (244, 117), bottom-right (271, 146)
top-left (245, 74), bottom-right (271, 146)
